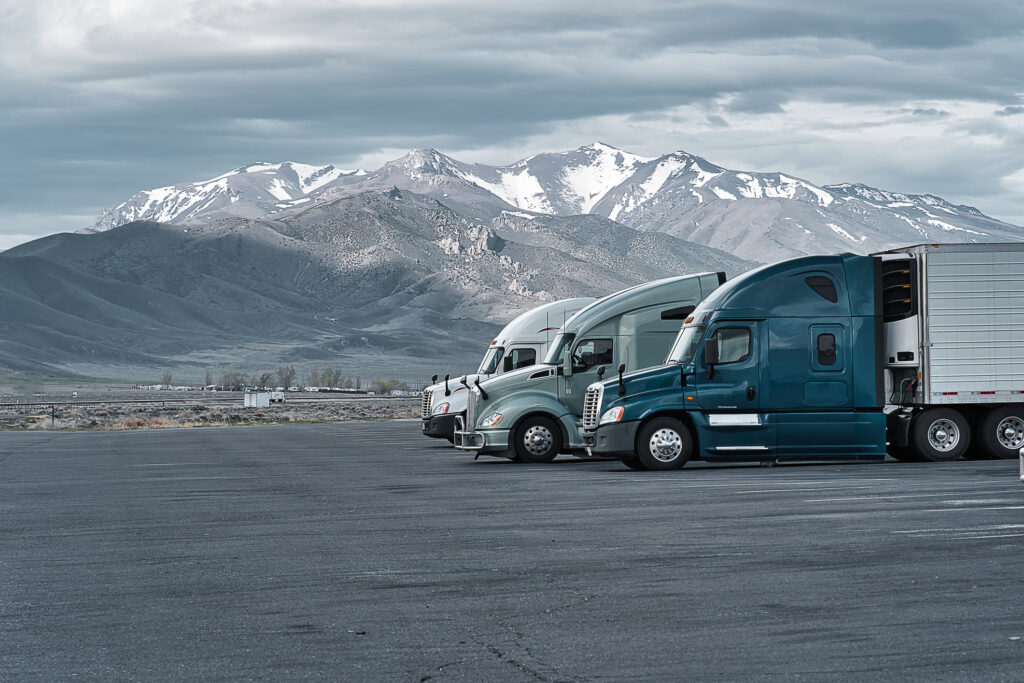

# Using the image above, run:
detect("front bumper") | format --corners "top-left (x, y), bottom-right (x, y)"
top-left (422, 413), bottom-right (458, 440)
top-left (587, 421), bottom-right (640, 459)
top-left (452, 415), bottom-right (510, 453)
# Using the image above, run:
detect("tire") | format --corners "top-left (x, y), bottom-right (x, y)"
top-left (977, 407), bottom-right (1024, 459)
top-left (911, 408), bottom-right (970, 462)
top-left (621, 456), bottom-right (645, 470)
top-left (636, 417), bottom-right (693, 470)
top-left (513, 415), bottom-right (562, 463)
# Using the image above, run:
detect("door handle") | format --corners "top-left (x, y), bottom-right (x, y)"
top-left (746, 386), bottom-right (756, 401)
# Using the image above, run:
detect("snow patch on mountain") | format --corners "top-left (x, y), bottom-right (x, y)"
top-left (461, 167), bottom-right (554, 214)
top-left (560, 143), bottom-right (652, 213)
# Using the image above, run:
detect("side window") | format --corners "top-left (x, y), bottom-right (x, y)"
top-left (506, 347), bottom-right (536, 370)
top-left (805, 276), bottom-right (838, 303)
top-left (572, 339), bottom-right (613, 372)
top-left (810, 324), bottom-right (844, 372)
top-left (712, 328), bottom-right (751, 364)
top-left (817, 334), bottom-right (837, 366)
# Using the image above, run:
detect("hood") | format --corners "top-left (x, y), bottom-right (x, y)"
top-left (478, 363), bottom-right (557, 394)
top-left (598, 363), bottom-right (681, 398)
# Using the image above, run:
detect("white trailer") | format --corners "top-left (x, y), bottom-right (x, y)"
top-left (883, 243), bottom-right (1024, 460)
top-left (421, 297), bottom-right (595, 442)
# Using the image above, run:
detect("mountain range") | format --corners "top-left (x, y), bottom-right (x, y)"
top-left (2, 142), bottom-right (1020, 386)
top-left (87, 142), bottom-right (1023, 263)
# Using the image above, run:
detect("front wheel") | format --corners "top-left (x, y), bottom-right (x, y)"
top-left (977, 407), bottom-right (1024, 459)
top-left (911, 408), bottom-right (970, 462)
top-left (636, 417), bottom-right (693, 470)
top-left (513, 415), bottom-right (562, 463)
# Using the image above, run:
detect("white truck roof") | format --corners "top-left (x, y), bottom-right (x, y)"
top-left (489, 297), bottom-right (597, 348)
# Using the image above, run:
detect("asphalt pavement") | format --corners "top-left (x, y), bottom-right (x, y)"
top-left (1, 421), bottom-right (1022, 681)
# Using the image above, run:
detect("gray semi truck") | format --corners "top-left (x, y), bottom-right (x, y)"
top-left (453, 272), bottom-right (726, 461)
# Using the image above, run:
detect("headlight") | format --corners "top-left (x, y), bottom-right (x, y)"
top-left (480, 412), bottom-right (502, 427)
top-left (432, 402), bottom-right (450, 415)
top-left (599, 406), bottom-right (624, 425)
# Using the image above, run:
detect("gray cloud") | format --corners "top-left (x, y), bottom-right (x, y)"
top-left (3, 0), bottom-right (1024, 244)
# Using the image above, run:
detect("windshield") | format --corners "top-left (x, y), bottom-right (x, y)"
top-left (542, 333), bottom-right (576, 365)
top-left (477, 346), bottom-right (504, 374)
top-left (667, 325), bottom-right (705, 364)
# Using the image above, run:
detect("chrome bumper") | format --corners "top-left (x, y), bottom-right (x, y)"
top-left (452, 415), bottom-right (483, 450)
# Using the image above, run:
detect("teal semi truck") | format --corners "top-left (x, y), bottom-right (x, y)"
top-left (453, 272), bottom-right (726, 462)
top-left (582, 243), bottom-right (1024, 470)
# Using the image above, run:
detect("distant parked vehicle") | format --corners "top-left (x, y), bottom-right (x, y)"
top-left (269, 391), bottom-right (285, 403)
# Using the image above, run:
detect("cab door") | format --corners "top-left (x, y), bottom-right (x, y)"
top-left (695, 321), bottom-right (775, 457)
top-left (697, 323), bottom-right (760, 411)
top-left (562, 337), bottom-right (614, 414)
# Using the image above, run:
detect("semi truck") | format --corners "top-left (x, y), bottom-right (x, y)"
top-left (421, 297), bottom-right (595, 442)
top-left (453, 272), bottom-right (727, 462)
top-left (582, 243), bottom-right (1024, 469)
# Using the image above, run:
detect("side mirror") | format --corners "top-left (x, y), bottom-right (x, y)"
top-left (596, 365), bottom-right (606, 379)
top-left (431, 374), bottom-right (438, 384)
top-left (704, 337), bottom-right (719, 380)
top-left (502, 356), bottom-right (513, 373)
top-left (474, 376), bottom-right (488, 400)
top-left (617, 363), bottom-right (626, 396)
top-left (444, 374), bottom-right (451, 396)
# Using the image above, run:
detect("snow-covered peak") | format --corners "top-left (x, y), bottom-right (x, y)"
top-left (386, 147), bottom-right (465, 179)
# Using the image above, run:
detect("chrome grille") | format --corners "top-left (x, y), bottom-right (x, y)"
top-left (465, 389), bottom-right (478, 432)
top-left (421, 388), bottom-right (433, 417)
top-left (582, 384), bottom-right (604, 431)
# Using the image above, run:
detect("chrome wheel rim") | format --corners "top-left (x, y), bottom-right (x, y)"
top-left (648, 428), bottom-right (683, 462)
top-left (996, 416), bottom-right (1024, 450)
top-left (927, 419), bottom-right (960, 452)
top-left (523, 425), bottom-right (554, 457)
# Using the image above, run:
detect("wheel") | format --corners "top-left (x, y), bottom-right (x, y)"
top-left (621, 456), bottom-right (645, 470)
top-left (513, 415), bottom-right (562, 463)
top-left (977, 407), bottom-right (1024, 459)
top-left (887, 444), bottom-right (921, 462)
top-left (636, 417), bottom-right (692, 470)
top-left (911, 408), bottom-right (970, 462)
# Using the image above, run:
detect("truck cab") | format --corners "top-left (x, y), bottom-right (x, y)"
top-left (421, 297), bottom-right (594, 442)
top-left (453, 272), bottom-right (726, 462)
top-left (584, 254), bottom-right (887, 469)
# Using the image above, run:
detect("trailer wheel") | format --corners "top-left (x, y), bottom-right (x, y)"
top-left (977, 407), bottom-right (1024, 459)
top-left (911, 408), bottom-right (970, 462)
top-left (621, 456), bottom-right (645, 470)
top-left (636, 417), bottom-right (692, 470)
top-left (513, 415), bottom-right (562, 463)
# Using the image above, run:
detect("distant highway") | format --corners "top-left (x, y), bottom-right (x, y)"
top-left (2, 421), bottom-right (1022, 680)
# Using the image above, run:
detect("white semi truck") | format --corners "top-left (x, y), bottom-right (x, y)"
top-left (421, 298), bottom-right (595, 442)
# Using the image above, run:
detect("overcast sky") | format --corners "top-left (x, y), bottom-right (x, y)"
top-left (2, 0), bottom-right (1023, 250)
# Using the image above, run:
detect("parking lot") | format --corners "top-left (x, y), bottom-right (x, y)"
top-left (2, 421), bottom-right (1022, 680)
